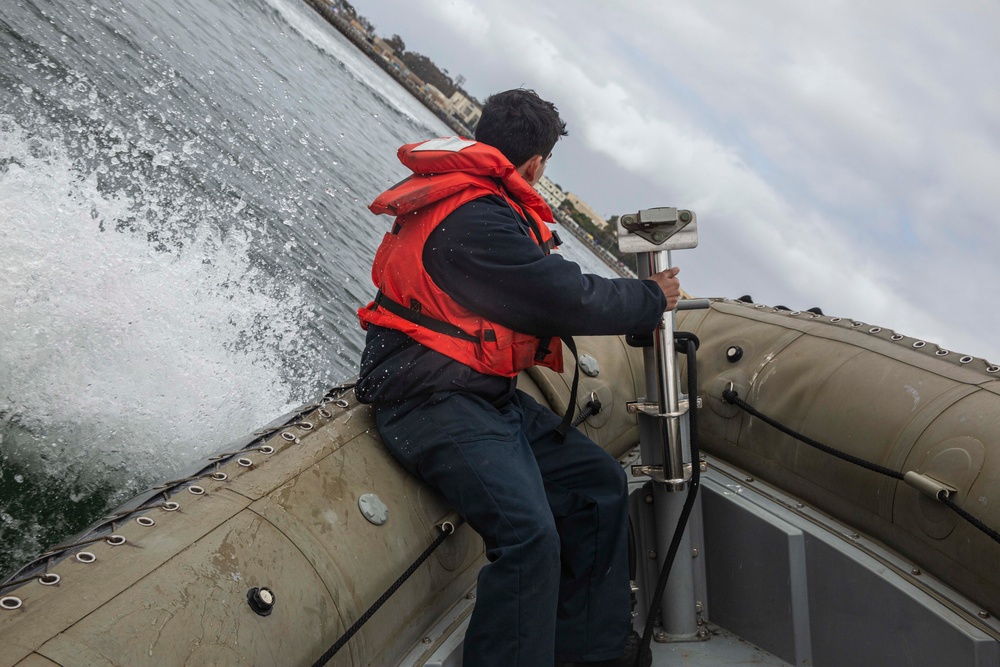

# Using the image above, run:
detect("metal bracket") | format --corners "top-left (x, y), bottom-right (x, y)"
top-left (626, 397), bottom-right (702, 417)
top-left (618, 207), bottom-right (699, 254)
top-left (631, 461), bottom-right (708, 490)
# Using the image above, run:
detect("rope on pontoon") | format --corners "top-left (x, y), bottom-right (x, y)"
top-left (310, 520), bottom-right (459, 667)
top-left (721, 388), bottom-right (1000, 547)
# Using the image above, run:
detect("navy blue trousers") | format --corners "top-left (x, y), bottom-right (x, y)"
top-left (376, 389), bottom-right (631, 666)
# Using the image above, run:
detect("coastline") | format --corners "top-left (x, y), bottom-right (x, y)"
top-left (302, 0), bottom-right (636, 279)
top-left (302, 0), bottom-right (473, 137)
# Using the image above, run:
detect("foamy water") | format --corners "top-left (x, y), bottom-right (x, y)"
top-left (2, 118), bottom-right (319, 465)
top-left (0, 114), bottom-right (331, 564)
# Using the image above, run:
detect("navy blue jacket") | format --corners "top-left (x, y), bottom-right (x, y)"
top-left (355, 194), bottom-right (666, 405)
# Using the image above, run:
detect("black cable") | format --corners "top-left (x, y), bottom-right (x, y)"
top-left (722, 389), bottom-right (1000, 547)
top-left (635, 332), bottom-right (701, 666)
top-left (721, 388), bottom-right (904, 480)
top-left (311, 522), bottom-right (457, 667)
top-left (941, 497), bottom-right (1000, 544)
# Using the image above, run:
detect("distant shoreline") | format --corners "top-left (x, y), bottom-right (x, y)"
top-left (302, 0), bottom-right (636, 278)
top-left (302, 0), bottom-right (472, 136)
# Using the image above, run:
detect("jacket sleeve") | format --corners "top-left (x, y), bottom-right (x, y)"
top-left (423, 195), bottom-right (667, 338)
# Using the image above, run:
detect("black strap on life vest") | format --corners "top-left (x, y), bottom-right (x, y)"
top-left (534, 337), bottom-right (552, 363)
top-left (372, 291), bottom-right (564, 395)
top-left (501, 196), bottom-right (558, 255)
top-left (376, 289), bottom-right (578, 440)
top-left (372, 291), bottom-right (479, 343)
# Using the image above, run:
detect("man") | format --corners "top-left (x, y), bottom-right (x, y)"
top-left (356, 88), bottom-right (681, 666)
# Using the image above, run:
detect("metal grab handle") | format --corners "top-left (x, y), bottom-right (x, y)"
top-left (676, 299), bottom-right (710, 311)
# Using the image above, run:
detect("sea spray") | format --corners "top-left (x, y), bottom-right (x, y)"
top-left (0, 117), bottom-right (325, 571)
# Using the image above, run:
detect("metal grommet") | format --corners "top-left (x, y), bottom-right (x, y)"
top-left (754, 304), bottom-right (765, 309)
top-left (281, 432), bottom-right (297, 442)
top-left (106, 535), bottom-right (127, 546)
top-left (830, 317), bottom-right (842, 323)
top-left (1, 596), bottom-right (22, 610)
top-left (238, 457), bottom-right (253, 467)
top-left (298, 422), bottom-right (314, 431)
top-left (960, 356), bottom-right (974, 364)
top-left (335, 399), bottom-right (350, 408)
top-left (76, 552), bottom-right (96, 564)
top-left (440, 521), bottom-right (456, 534)
top-left (987, 365), bottom-right (1000, 373)
top-left (913, 341), bottom-right (926, 349)
top-left (162, 502), bottom-right (180, 512)
top-left (137, 516), bottom-right (156, 527)
top-left (809, 313), bottom-right (821, 319)
top-left (935, 349), bottom-right (950, 357)
top-left (211, 472), bottom-right (228, 481)
top-left (868, 327), bottom-right (882, 334)
top-left (891, 334), bottom-right (904, 341)
top-left (259, 445), bottom-right (275, 454)
top-left (851, 322), bottom-right (863, 328)
top-left (789, 311), bottom-right (801, 316)
top-left (188, 485), bottom-right (205, 495)
top-left (38, 573), bottom-right (60, 586)
top-left (318, 408), bottom-right (332, 418)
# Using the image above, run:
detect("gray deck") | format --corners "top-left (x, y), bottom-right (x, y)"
top-left (649, 625), bottom-right (788, 665)
top-left (407, 605), bottom-right (789, 667)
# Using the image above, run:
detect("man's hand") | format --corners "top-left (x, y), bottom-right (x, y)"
top-left (650, 267), bottom-right (682, 311)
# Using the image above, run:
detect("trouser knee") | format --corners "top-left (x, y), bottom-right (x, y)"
top-left (593, 456), bottom-right (628, 503)
top-left (521, 517), bottom-right (561, 570)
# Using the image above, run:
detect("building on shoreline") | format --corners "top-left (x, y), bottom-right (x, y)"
top-left (448, 91), bottom-right (482, 129)
top-left (424, 83), bottom-right (449, 109)
top-left (564, 192), bottom-right (609, 231)
top-left (535, 175), bottom-right (567, 210)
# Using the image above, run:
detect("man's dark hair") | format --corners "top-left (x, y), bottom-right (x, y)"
top-left (475, 89), bottom-right (568, 167)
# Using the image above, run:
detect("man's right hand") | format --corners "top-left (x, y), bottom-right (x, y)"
top-left (650, 267), bottom-right (682, 311)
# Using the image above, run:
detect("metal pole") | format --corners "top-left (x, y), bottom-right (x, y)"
top-left (619, 207), bottom-right (701, 641)
top-left (651, 250), bottom-right (685, 483)
top-left (638, 250), bottom-right (698, 641)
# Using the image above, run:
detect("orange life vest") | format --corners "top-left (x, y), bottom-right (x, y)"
top-left (358, 137), bottom-right (565, 377)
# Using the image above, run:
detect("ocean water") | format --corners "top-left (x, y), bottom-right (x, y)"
top-left (0, 0), bottom-right (616, 577)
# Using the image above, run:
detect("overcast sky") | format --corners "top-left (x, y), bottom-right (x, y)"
top-left (351, 0), bottom-right (999, 362)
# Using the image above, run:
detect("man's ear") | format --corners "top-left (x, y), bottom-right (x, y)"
top-left (519, 154), bottom-right (545, 184)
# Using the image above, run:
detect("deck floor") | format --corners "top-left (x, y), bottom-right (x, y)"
top-left (647, 624), bottom-right (790, 666)
top-left (415, 616), bottom-right (791, 666)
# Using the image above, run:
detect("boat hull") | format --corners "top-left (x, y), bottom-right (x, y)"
top-left (677, 299), bottom-right (1000, 618)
